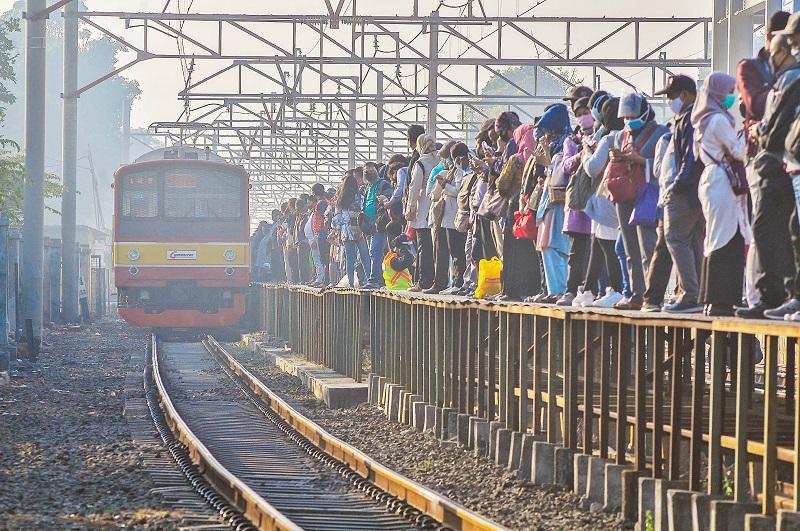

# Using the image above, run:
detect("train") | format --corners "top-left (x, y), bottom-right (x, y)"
top-left (113, 146), bottom-right (250, 330)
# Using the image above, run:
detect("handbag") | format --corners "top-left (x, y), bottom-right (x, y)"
top-left (629, 179), bottom-right (659, 226)
top-left (496, 155), bottom-right (524, 199)
top-left (477, 186), bottom-right (508, 221)
top-left (703, 148), bottom-right (748, 196)
top-left (512, 196), bottom-right (538, 240)
top-left (565, 165), bottom-right (595, 211)
top-left (605, 125), bottom-right (659, 203)
top-left (358, 212), bottom-right (376, 236)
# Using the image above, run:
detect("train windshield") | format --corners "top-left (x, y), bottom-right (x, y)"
top-left (164, 169), bottom-right (241, 219)
top-left (121, 174), bottom-right (159, 218)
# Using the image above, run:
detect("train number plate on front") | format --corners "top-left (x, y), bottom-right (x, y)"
top-left (166, 250), bottom-right (197, 260)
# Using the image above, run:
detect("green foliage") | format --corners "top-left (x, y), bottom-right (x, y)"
top-left (644, 509), bottom-right (654, 531)
top-left (0, 16), bottom-right (20, 138)
top-left (0, 148), bottom-right (63, 223)
top-left (723, 477), bottom-right (734, 498)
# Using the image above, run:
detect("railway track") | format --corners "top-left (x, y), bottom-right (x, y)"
top-left (146, 334), bottom-right (504, 531)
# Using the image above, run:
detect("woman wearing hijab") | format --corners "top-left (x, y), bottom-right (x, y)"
top-left (405, 133), bottom-right (439, 291)
top-left (610, 91), bottom-right (669, 310)
top-left (528, 103), bottom-right (572, 302)
top-left (424, 141), bottom-right (458, 293)
top-left (692, 72), bottom-right (749, 316)
top-left (574, 96), bottom-right (626, 307)
top-left (496, 122), bottom-right (541, 301)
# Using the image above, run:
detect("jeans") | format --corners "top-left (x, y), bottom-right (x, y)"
top-left (616, 200), bottom-right (658, 301)
top-left (542, 247), bottom-right (568, 295)
top-left (616, 233), bottom-right (632, 298)
top-left (310, 242), bottom-right (325, 283)
top-left (643, 220), bottom-right (673, 306)
top-left (343, 238), bottom-right (370, 287)
top-left (368, 232), bottom-right (388, 286)
top-left (663, 193), bottom-right (704, 305)
top-left (462, 225), bottom-right (477, 286)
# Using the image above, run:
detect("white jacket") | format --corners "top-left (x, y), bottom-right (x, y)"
top-left (404, 152), bottom-right (438, 229)
top-left (430, 166), bottom-right (465, 230)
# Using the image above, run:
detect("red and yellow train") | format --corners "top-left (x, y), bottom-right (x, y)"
top-left (113, 146), bottom-right (250, 330)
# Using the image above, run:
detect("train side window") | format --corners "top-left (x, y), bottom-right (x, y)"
top-left (164, 170), bottom-right (241, 219)
top-left (121, 174), bottom-right (159, 218)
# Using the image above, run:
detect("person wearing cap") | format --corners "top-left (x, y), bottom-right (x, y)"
top-left (405, 133), bottom-right (438, 291)
top-left (610, 91), bottom-right (669, 311)
top-left (563, 85), bottom-right (594, 110)
top-left (649, 74), bottom-right (705, 314)
top-left (737, 33), bottom-right (800, 319)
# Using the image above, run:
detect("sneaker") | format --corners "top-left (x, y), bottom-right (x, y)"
top-left (525, 292), bottom-right (549, 303)
top-left (593, 287), bottom-right (623, 308)
top-left (573, 290), bottom-right (596, 307)
top-left (663, 301), bottom-right (704, 314)
top-left (422, 286), bottom-right (444, 294)
top-left (614, 298), bottom-right (643, 311)
top-left (439, 286), bottom-right (460, 295)
top-left (706, 304), bottom-right (736, 317)
top-left (786, 311), bottom-right (800, 322)
top-left (542, 293), bottom-right (561, 304)
top-left (735, 303), bottom-right (771, 319)
top-left (641, 302), bottom-right (662, 312)
top-left (556, 292), bottom-right (576, 306)
top-left (407, 285), bottom-right (422, 292)
top-left (764, 299), bottom-right (800, 320)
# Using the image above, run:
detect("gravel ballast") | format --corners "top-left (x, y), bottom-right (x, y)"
top-left (231, 335), bottom-right (628, 531)
top-left (0, 321), bottom-right (206, 530)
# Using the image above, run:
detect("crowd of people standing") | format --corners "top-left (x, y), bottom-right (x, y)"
top-left (252, 10), bottom-right (800, 321)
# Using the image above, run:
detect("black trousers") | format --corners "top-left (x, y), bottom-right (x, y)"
top-left (446, 228), bottom-right (468, 288)
top-left (501, 215), bottom-right (540, 299)
top-left (432, 227), bottom-right (452, 289)
top-left (752, 161), bottom-right (796, 306)
top-left (413, 227), bottom-right (434, 289)
top-left (565, 232), bottom-right (591, 295)
top-left (297, 242), bottom-right (312, 283)
top-left (474, 217), bottom-right (499, 261)
top-left (583, 236), bottom-right (621, 294)
top-left (700, 230), bottom-right (745, 307)
top-left (643, 220), bottom-right (674, 305)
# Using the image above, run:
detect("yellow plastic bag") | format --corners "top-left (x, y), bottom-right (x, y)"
top-left (475, 256), bottom-right (503, 299)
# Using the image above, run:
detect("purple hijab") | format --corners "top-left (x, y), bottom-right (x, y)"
top-left (691, 72), bottom-right (736, 136)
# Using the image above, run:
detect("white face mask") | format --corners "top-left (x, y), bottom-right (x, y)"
top-left (669, 97), bottom-right (683, 115)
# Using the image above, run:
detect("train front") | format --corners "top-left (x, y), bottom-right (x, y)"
top-left (113, 148), bottom-right (250, 329)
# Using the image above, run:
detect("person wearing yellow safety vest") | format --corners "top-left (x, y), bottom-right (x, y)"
top-left (383, 233), bottom-right (416, 291)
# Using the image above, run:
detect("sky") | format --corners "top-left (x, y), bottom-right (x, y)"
top-left (0, 0), bottom-right (721, 130)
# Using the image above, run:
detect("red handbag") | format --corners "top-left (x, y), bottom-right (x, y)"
top-left (512, 196), bottom-right (538, 240)
top-left (605, 126), bottom-right (658, 203)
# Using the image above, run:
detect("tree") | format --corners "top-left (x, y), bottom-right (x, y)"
top-left (0, 16), bottom-right (20, 149)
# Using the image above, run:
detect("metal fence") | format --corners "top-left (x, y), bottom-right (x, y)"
top-left (254, 284), bottom-right (800, 520)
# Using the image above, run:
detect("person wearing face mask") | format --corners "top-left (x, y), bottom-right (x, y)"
top-left (405, 133), bottom-right (438, 291)
top-left (556, 97), bottom-right (595, 306)
top-left (424, 142), bottom-right (460, 294)
top-left (361, 161), bottom-right (394, 289)
top-left (609, 91), bottom-right (669, 310)
top-left (737, 32), bottom-right (800, 319)
top-left (649, 74), bottom-right (705, 313)
top-left (693, 72), bottom-right (749, 317)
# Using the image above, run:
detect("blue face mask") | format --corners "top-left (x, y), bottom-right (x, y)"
top-left (625, 118), bottom-right (645, 130)
top-left (722, 94), bottom-right (736, 110)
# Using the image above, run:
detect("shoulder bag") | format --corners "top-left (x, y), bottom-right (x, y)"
top-left (605, 125), bottom-right (659, 203)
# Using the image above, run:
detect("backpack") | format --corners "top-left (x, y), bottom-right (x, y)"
top-left (565, 164), bottom-right (596, 211)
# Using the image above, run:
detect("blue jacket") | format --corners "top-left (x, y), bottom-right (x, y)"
top-left (670, 101), bottom-right (702, 207)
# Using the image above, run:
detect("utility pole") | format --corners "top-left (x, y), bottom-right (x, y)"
top-left (61, 0), bottom-right (79, 323)
top-left (376, 75), bottom-right (384, 163)
top-left (21, 0), bottom-right (47, 342)
top-left (426, 11), bottom-right (439, 137)
top-left (122, 97), bottom-right (131, 164)
top-left (0, 214), bottom-right (8, 372)
top-left (348, 100), bottom-right (356, 170)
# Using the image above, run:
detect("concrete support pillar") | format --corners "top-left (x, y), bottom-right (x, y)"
top-left (61, 0), bottom-right (79, 324)
top-left (712, 0), bottom-right (729, 74)
top-left (728, 0), bottom-right (754, 76)
top-left (122, 97), bottom-right (131, 164)
top-left (7, 229), bottom-right (20, 339)
top-left (376, 75), bottom-right (384, 163)
top-left (21, 0), bottom-right (48, 342)
top-left (426, 11), bottom-right (439, 137)
top-left (0, 215), bottom-right (8, 371)
top-left (348, 100), bottom-right (357, 170)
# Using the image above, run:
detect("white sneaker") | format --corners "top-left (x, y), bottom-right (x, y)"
top-left (573, 289), bottom-right (595, 307)
top-left (593, 288), bottom-right (624, 308)
top-left (786, 311), bottom-right (800, 322)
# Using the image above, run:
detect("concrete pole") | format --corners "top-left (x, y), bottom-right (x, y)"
top-left (765, 0), bottom-right (783, 20)
top-left (122, 97), bottom-right (131, 164)
top-left (348, 100), bottom-right (357, 170)
top-left (727, 0), bottom-right (753, 76)
top-left (61, 0), bottom-right (79, 323)
top-left (376, 75), bottom-right (384, 163)
top-left (21, 0), bottom-right (47, 341)
top-left (426, 11), bottom-right (439, 137)
top-left (7, 229), bottom-right (19, 339)
top-left (711, 0), bottom-right (729, 74)
top-left (0, 214), bottom-right (9, 370)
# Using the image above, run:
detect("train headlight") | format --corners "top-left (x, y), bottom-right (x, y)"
top-left (223, 249), bottom-right (237, 261)
top-left (127, 248), bottom-right (140, 261)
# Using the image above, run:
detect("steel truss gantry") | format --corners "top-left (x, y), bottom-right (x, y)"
top-left (73, 5), bottom-right (712, 216)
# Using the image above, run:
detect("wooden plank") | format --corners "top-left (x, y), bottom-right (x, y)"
top-left (707, 331), bottom-right (726, 495)
top-left (689, 329), bottom-right (709, 491)
top-left (507, 313), bottom-right (520, 431)
top-left (734, 334), bottom-right (752, 503)
top-left (565, 316), bottom-right (578, 451)
top-left (466, 309), bottom-right (476, 415)
top-left (763, 335), bottom-right (778, 515)
top-left (532, 315), bottom-right (544, 437)
top-left (477, 309), bottom-right (486, 418)
top-left (615, 323), bottom-right (630, 465)
top-left (583, 320), bottom-right (595, 454)
top-left (519, 314), bottom-right (533, 433)
top-left (488, 310), bottom-right (497, 422)
top-left (599, 321), bottom-right (611, 460)
top-left (652, 326), bottom-right (665, 478)
top-left (498, 312), bottom-right (508, 425)
top-left (794, 337), bottom-right (800, 512)
top-left (548, 316), bottom-right (559, 444)
top-left (634, 325), bottom-right (647, 471)
top-left (668, 328), bottom-right (684, 481)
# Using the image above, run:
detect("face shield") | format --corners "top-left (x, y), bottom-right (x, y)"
top-left (618, 88), bottom-right (645, 119)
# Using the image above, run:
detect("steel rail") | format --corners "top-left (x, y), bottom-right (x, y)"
top-left (204, 336), bottom-right (505, 531)
top-left (150, 334), bottom-right (303, 531)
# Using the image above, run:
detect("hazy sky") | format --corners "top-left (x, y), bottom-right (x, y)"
top-left (0, 0), bottom-right (758, 131)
